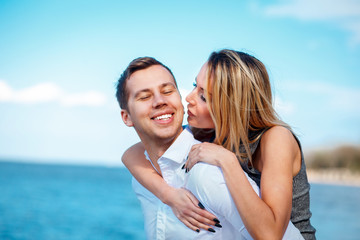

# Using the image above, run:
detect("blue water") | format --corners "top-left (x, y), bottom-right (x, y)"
top-left (0, 161), bottom-right (144, 240)
top-left (310, 183), bottom-right (360, 239)
top-left (0, 161), bottom-right (359, 240)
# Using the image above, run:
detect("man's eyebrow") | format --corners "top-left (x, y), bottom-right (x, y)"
top-left (161, 82), bottom-right (177, 88)
top-left (134, 88), bottom-right (151, 98)
top-left (133, 82), bottom-right (176, 98)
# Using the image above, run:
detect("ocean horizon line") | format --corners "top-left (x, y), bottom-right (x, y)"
top-left (0, 158), bottom-right (125, 168)
top-left (2, 159), bottom-right (360, 188)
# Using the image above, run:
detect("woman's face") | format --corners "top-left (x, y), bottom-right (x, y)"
top-left (185, 63), bottom-right (215, 129)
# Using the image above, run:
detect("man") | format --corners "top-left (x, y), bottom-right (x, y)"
top-left (116, 57), bottom-right (302, 240)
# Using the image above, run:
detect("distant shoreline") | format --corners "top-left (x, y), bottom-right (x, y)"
top-left (1, 160), bottom-right (360, 187)
top-left (307, 169), bottom-right (360, 187)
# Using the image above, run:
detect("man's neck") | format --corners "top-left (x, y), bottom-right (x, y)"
top-left (145, 138), bottom-right (175, 163)
top-left (141, 129), bottom-right (183, 166)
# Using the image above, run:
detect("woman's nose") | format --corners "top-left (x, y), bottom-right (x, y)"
top-left (185, 89), bottom-right (195, 104)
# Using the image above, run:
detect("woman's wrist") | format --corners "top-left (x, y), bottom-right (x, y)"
top-left (218, 151), bottom-right (238, 169)
top-left (159, 184), bottom-right (176, 205)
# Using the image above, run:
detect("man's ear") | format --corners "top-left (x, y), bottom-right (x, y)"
top-left (121, 109), bottom-right (134, 127)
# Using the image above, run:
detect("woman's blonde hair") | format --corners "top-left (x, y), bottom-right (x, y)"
top-left (205, 49), bottom-right (290, 165)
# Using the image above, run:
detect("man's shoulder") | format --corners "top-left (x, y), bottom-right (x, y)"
top-left (187, 163), bottom-right (225, 186)
top-left (187, 163), bottom-right (260, 196)
top-left (185, 163), bottom-right (232, 217)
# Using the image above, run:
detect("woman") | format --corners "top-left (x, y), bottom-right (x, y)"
top-left (123, 49), bottom-right (316, 239)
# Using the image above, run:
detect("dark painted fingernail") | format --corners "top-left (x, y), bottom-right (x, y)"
top-left (181, 164), bottom-right (185, 169)
top-left (196, 229), bottom-right (200, 233)
top-left (198, 202), bottom-right (205, 209)
top-left (185, 168), bottom-right (189, 173)
top-left (213, 218), bottom-right (220, 223)
top-left (215, 223), bottom-right (222, 228)
top-left (208, 228), bottom-right (216, 233)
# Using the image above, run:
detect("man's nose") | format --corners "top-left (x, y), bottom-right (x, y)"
top-left (152, 93), bottom-right (167, 109)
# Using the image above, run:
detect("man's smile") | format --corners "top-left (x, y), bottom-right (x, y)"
top-left (152, 113), bottom-right (173, 120)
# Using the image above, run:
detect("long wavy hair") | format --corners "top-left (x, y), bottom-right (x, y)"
top-left (205, 49), bottom-right (290, 165)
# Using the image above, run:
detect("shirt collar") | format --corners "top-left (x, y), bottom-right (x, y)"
top-left (144, 126), bottom-right (198, 165)
top-left (161, 127), bottom-right (196, 164)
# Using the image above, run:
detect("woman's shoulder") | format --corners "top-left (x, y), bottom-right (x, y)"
top-left (262, 126), bottom-right (294, 143)
top-left (260, 126), bottom-right (299, 155)
top-left (122, 142), bottom-right (145, 161)
top-left (256, 126), bottom-right (301, 178)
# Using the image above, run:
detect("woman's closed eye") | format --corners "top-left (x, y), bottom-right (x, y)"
top-left (193, 82), bottom-right (207, 102)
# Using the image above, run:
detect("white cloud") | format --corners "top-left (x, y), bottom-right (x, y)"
top-left (265, 0), bottom-right (360, 44)
top-left (61, 91), bottom-right (107, 107)
top-left (284, 81), bottom-right (360, 112)
top-left (0, 81), bottom-right (13, 101)
top-left (179, 88), bottom-right (192, 125)
top-left (179, 88), bottom-right (191, 110)
top-left (14, 82), bottom-right (62, 104)
top-left (274, 96), bottom-right (295, 116)
top-left (265, 0), bottom-right (360, 20)
top-left (345, 20), bottom-right (360, 46)
top-left (0, 80), bottom-right (107, 107)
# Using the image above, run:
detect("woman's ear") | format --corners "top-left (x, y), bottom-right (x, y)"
top-left (121, 109), bottom-right (134, 127)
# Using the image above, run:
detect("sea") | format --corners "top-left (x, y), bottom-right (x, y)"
top-left (0, 161), bottom-right (359, 240)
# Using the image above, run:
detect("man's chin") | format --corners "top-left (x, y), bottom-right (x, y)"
top-left (155, 126), bottom-right (182, 139)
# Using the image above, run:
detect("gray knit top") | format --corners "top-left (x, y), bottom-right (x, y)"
top-left (240, 130), bottom-right (316, 240)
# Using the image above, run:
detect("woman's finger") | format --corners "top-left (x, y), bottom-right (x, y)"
top-left (180, 218), bottom-right (200, 233)
top-left (186, 147), bottom-right (200, 171)
top-left (186, 142), bottom-right (228, 171)
top-left (184, 188), bottom-right (219, 223)
top-left (191, 208), bottom-right (220, 226)
top-left (187, 215), bottom-right (216, 233)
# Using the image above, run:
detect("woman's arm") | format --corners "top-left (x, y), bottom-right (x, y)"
top-left (122, 142), bottom-right (219, 232)
top-left (122, 142), bottom-right (168, 200)
top-left (186, 126), bottom-right (300, 240)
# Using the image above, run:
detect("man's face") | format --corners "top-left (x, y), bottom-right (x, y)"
top-left (121, 65), bottom-right (184, 144)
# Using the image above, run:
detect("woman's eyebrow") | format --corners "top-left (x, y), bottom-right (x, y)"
top-left (194, 78), bottom-right (204, 91)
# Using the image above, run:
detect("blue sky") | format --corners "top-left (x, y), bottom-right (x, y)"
top-left (0, 0), bottom-right (359, 166)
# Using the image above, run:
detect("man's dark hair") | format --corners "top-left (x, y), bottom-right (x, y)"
top-left (115, 57), bottom-right (177, 110)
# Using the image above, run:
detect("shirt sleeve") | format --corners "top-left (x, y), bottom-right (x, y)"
top-left (185, 163), bottom-right (260, 232)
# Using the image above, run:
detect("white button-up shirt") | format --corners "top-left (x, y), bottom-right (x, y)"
top-left (132, 127), bottom-right (304, 240)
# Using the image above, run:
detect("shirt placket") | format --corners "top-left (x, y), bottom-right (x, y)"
top-left (155, 203), bottom-right (167, 240)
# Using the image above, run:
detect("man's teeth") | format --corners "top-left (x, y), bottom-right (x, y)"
top-left (154, 114), bottom-right (172, 120)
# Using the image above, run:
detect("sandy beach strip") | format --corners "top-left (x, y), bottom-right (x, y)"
top-left (307, 169), bottom-right (360, 187)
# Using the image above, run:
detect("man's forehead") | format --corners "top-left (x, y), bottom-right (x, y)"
top-left (135, 82), bottom-right (177, 95)
top-left (126, 66), bottom-right (176, 92)
top-left (131, 65), bottom-right (172, 77)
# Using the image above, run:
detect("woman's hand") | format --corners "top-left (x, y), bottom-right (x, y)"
top-left (162, 187), bottom-right (220, 232)
top-left (122, 142), bottom-right (221, 233)
top-left (185, 142), bottom-right (237, 171)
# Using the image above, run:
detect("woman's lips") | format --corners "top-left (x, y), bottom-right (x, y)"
top-left (187, 110), bottom-right (195, 117)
